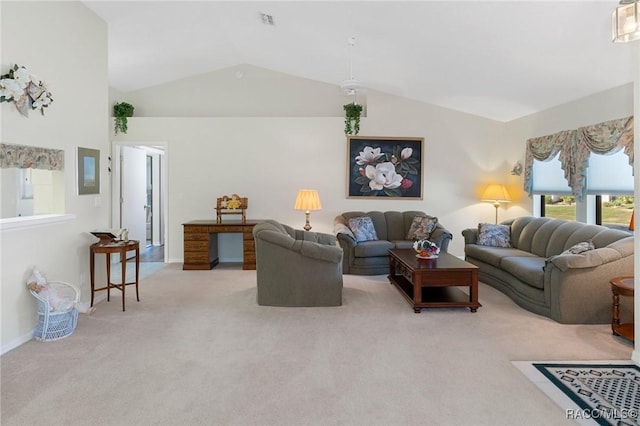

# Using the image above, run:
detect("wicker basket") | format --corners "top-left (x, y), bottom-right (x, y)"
top-left (30, 281), bottom-right (79, 342)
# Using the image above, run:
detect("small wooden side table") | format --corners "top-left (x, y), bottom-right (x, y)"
top-left (90, 240), bottom-right (140, 311)
top-left (611, 276), bottom-right (634, 342)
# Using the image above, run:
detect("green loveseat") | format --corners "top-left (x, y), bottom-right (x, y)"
top-left (253, 220), bottom-right (343, 307)
top-left (462, 216), bottom-right (633, 324)
top-left (334, 211), bottom-right (453, 275)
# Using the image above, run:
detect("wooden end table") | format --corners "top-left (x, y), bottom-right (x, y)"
top-left (90, 240), bottom-right (140, 311)
top-left (388, 249), bottom-right (481, 313)
top-left (611, 276), bottom-right (634, 342)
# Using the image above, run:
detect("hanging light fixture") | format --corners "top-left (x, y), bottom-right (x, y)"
top-left (612, 0), bottom-right (640, 42)
top-left (340, 36), bottom-right (365, 101)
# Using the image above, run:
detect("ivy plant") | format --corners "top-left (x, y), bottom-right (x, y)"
top-left (113, 102), bottom-right (134, 134)
top-left (343, 103), bottom-right (363, 135)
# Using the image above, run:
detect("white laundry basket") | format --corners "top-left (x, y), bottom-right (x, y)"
top-left (30, 281), bottom-right (79, 342)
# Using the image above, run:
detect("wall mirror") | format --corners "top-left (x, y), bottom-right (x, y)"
top-left (0, 143), bottom-right (65, 219)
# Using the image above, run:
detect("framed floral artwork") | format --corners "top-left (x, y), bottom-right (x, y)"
top-left (77, 147), bottom-right (100, 195)
top-left (347, 136), bottom-right (423, 199)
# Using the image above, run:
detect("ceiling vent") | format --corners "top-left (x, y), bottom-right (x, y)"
top-left (260, 12), bottom-right (275, 26)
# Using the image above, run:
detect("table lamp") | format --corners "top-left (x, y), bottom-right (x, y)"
top-left (294, 189), bottom-right (322, 231)
top-left (481, 184), bottom-right (512, 224)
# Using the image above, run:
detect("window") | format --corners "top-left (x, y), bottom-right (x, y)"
top-left (531, 153), bottom-right (572, 195)
top-left (586, 151), bottom-right (633, 195)
top-left (539, 195), bottom-right (576, 220)
top-left (589, 151), bottom-right (633, 229)
top-left (532, 154), bottom-right (576, 220)
top-left (533, 150), bottom-right (633, 227)
top-left (1, 168), bottom-right (64, 218)
top-left (597, 195), bottom-right (634, 229)
top-left (0, 143), bottom-right (65, 220)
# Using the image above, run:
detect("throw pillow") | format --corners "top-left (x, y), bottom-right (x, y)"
top-left (347, 216), bottom-right (378, 242)
top-left (476, 223), bottom-right (512, 248)
top-left (560, 240), bottom-right (595, 255)
top-left (406, 216), bottom-right (438, 240)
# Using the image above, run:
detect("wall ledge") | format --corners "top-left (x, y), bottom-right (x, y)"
top-left (0, 214), bottom-right (76, 232)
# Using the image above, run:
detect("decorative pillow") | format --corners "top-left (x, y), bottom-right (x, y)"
top-left (476, 223), bottom-right (511, 248)
top-left (560, 240), bottom-right (595, 255)
top-left (406, 216), bottom-right (438, 240)
top-left (347, 216), bottom-right (378, 242)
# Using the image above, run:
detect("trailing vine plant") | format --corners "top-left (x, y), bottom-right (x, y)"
top-left (113, 102), bottom-right (134, 134)
top-left (343, 102), bottom-right (363, 135)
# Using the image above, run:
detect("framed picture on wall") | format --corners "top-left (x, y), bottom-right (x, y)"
top-left (346, 136), bottom-right (423, 199)
top-left (77, 147), bottom-right (100, 195)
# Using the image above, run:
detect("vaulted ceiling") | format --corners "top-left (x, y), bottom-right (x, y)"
top-left (85, 1), bottom-right (633, 122)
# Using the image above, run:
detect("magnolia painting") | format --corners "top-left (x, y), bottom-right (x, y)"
top-left (347, 136), bottom-right (423, 199)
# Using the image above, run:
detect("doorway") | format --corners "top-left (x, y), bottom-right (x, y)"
top-left (112, 143), bottom-right (167, 263)
top-left (146, 154), bottom-right (153, 247)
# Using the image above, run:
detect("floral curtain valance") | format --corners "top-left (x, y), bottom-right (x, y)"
top-left (524, 116), bottom-right (633, 200)
top-left (0, 143), bottom-right (64, 170)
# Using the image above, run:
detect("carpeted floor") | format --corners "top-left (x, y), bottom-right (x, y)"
top-left (1, 263), bottom-right (635, 426)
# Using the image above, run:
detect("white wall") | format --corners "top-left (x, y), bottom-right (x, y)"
top-left (505, 83), bottom-right (633, 147)
top-left (123, 64), bottom-right (357, 118)
top-left (0, 2), bottom-right (109, 352)
top-left (115, 65), bottom-right (526, 260)
top-left (117, 65), bottom-right (633, 265)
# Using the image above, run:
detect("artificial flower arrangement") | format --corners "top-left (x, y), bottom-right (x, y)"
top-left (0, 64), bottom-right (53, 117)
top-left (413, 239), bottom-right (440, 258)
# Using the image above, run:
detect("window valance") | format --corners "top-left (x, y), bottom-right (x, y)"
top-left (0, 143), bottom-right (64, 170)
top-left (524, 116), bottom-right (633, 200)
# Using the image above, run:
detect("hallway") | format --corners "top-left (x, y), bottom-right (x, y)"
top-left (139, 245), bottom-right (164, 262)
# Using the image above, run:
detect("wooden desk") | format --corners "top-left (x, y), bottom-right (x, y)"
top-left (90, 240), bottom-right (140, 311)
top-left (611, 276), bottom-right (634, 342)
top-left (183, 220), bottom-right (262, 270)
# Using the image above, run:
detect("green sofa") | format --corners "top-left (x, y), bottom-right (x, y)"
top-left (462, 216), bottom-right (633, 324)
top-left (253, 220), bottom-right (343, 307)
top-left (334, 211), bottom-right (453, 275)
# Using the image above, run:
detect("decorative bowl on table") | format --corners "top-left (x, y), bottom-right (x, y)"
top-left (413, 239), bottom-right (440, 259)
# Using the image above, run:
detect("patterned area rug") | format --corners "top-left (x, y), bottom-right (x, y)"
top-left (514, 361), bottom-right (640, 426)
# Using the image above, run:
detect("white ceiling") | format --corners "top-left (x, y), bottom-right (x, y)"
top-left (84, 0), bottom-right (634, 122)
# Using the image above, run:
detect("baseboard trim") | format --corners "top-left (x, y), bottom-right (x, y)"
top-left (1, 331), bottom-right (33, 355)
top-left (2, 294), bottom-right (109, 355)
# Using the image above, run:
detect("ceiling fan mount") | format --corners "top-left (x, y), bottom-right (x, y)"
top-left (341, 36), bottom-right (365, 98)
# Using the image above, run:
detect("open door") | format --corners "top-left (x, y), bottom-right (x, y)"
top-left (121, 146), bottom-right (147, 245)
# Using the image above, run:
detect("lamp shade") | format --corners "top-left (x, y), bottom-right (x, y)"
top-left (294, 189), bottom-right (322, 211)
top-left (481, 184), bottom-right (512, 203)
top-left (613, 2), bottom-right (640, 42)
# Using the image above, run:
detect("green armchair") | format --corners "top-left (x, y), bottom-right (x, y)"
top-left (253, 220), bottom-right (343, 307)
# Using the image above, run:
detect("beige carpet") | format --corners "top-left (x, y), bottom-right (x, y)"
top-left (1, 263), bottom-right (633, 426)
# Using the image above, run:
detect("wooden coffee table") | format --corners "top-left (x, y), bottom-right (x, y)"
top-left (388, 249), bottom-right (481, 313)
